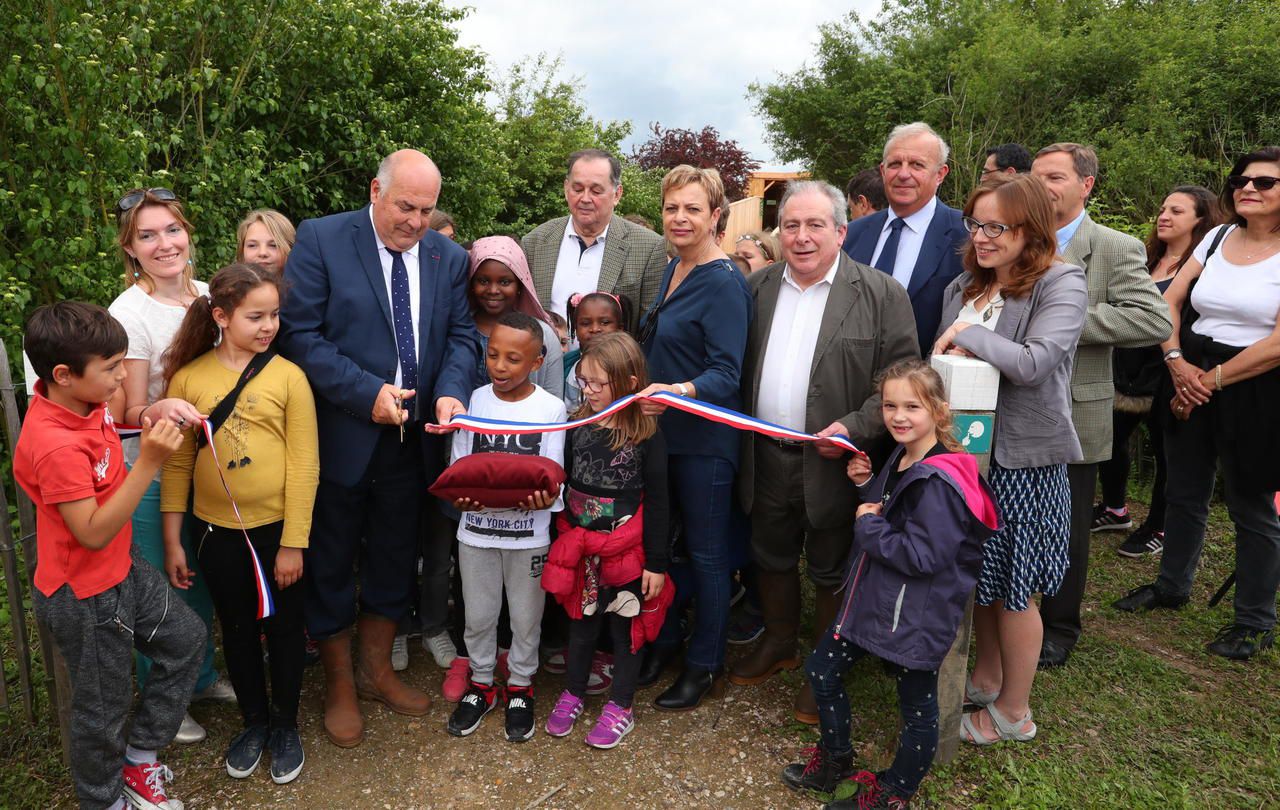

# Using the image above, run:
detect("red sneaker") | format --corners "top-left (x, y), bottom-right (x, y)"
top-left (586, 651), bottom-right (614, 696)
top-left (442, 657), bottom-right (471, 702)
top-left (122, 760), bottom-right (183, 810)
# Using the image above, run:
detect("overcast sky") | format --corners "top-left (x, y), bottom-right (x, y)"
top-left (448, 1), bottom-right (881, 170)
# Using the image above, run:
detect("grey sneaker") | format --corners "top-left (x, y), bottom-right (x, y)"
top-left (391, 634), bottom-right (410, 672)
top-left (423, 630), bottom-right (458, 669)
top-left (173, 712), bottom-right (206, 745)
top-left (225, 725), bottom-right (268, 779)
top-left (268, 727), bottom-right (305, 784)
top-left (192, 676), bottom-right (237, 704)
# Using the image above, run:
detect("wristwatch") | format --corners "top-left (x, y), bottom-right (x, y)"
top-left (1163, 349), bottom-right (1183, 362)
top-left (674, 383), bottom-right (690, 397)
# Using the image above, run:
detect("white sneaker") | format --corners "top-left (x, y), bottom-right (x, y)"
top-left (391, 634), bottom-right (409, 672)
top-left (423, 630), bottom-right (458, 669)
top-left (191, 676), bottom-right (237, 704)
top-left (173, 712), bottom-right (206, 744)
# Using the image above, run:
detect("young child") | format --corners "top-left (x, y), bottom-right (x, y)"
top-left (548, 311), bottom-right (570, 354)
top-left (542, 332), bottom-right (673, 748)
top-left (447, 311), bottom-right (567, 742)
top-left (781, 359), bottom-right (998, 809)
top-left (159, 263), bottom-right (318, 784)
top-left (15, 302), bottom-right (199, 810)
top-left (562, 291), bottom-right (630, 411)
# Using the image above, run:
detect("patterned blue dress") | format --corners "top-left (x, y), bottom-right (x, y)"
top-left (976, 461), bottom-right (1070, 611)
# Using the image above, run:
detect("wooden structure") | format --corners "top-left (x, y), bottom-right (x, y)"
top-left (744, 170), bottom-right (809, 232)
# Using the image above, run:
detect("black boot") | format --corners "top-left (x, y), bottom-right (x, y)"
top-left (637, 643), bottom-right (681, 688)
top-left (653, 667), bottom-right (725, 711)
top-left (781, 745), bottom-right (856, 792)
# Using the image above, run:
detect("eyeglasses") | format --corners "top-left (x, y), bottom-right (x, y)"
top-left (575, 376), bottom-right (609, 393)
top-left (1227, 175), bottom-right (1280, 192)
top-left (116, 187), bottom-right (177, 215)
top-left (962, 216), bottom-right (1016, 239)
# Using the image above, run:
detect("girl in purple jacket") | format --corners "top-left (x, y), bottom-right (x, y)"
top-left (781, 359), bottom-right (999, 809)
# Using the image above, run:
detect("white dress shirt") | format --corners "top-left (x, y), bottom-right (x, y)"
top-left (756, 259), bottom-right (839, 431)
top-left (550, 220), bottom-right (610, 319)
top-left (369, 207), bottom-right (421, 388)
top-left (870, 195), bottom-right (938, 290)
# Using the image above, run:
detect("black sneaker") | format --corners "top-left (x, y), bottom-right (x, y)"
top-left (504, 685), bottom-right (536, 742)
top-left (267, 727), bottom-right (305, 784)
top-left (1206, 624), bottom-right (1276, 660)
top-left (448, 681), bottom-right (498, 737)
top-left (1091, 503), bottom-right (1133, 532)
top-left (1112, 583), bottom-right (1188, 613)
top-left (1118, 525), bottom-right (1164, 558)
top-left (225, 724), bottom-right (269, 779)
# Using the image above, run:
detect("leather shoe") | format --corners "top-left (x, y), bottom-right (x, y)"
top-left (1206, 624), bottom-right (1276, 660)
top-left (653, 667), bottom-right (725, 712)
top-left (1037, 639), bottom-right (1071, 670)
top-left (637, 644), bottom-right (680, 688)
top-left (1112, 583), bottom-right (1188, 613)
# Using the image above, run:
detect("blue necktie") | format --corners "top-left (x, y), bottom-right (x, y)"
top-left (387, 249), bottom-right (418, 393)
top-left (874, 217), bottom-right (907, 279)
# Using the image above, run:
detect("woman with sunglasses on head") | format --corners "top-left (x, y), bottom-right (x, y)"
top-left (1114, 148), bottom-right (1280, 661)
top-left (108, 188), bottom-right (230, 744)
top-left (634, 165), bottom-right (752, 710)
top-left (1094, 187), bottom-right (1221, 557)
top-left (933, 173), bottom-right (1087, 745)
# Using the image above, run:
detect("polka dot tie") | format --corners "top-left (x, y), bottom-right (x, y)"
top-left (387, 248), bottom-right (418, 393)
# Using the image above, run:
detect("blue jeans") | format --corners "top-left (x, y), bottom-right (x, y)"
top-left (656, 454), bottom-right (736, 672)
top-left (131, 477), bottom-right (218, 693)
top-left (808, 633), bottom-right (939, 799)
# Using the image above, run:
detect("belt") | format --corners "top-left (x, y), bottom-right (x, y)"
top-left (766, 436), bottom-right (807, 451)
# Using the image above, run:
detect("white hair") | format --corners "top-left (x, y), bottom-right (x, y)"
top-left (778, 180), bottom-right (849, 228)
top-left (882, 122), bottom-right (950, 168)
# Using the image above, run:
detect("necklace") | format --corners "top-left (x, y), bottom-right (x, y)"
top-left (980, 284), bottom-right (1004, 322)
top-left (1241, 237), bottom-right (1280, 260)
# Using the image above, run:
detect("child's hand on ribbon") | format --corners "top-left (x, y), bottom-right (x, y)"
top-left (847, 453), bottom-right (873, 485)
top-left (275, 547), bottom-right (303, 589)
top-left (641, 569), bottom-right (664, 599)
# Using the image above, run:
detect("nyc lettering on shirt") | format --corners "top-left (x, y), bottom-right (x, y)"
top-left (472, 431), bottom-right (543, 456)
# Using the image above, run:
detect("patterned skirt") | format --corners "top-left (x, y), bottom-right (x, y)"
top-left (976, 462), bottom-right (1070, 612)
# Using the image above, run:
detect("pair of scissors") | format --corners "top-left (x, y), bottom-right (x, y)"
top-left (397, 392), bottom-right (405, 442)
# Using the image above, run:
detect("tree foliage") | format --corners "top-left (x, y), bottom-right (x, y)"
top-left (752, 0), bottom-right (1280, 223)
top-left (631, 123), bottom-right (761, 201)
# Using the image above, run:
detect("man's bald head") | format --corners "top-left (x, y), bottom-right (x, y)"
top-left (370, 149), bottom-right (443, 251)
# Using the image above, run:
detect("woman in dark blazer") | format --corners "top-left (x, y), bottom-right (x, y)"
top-left (636, 165), bottom-right (752, 710)
top-left (933, 173), bottom-right (1087, 745)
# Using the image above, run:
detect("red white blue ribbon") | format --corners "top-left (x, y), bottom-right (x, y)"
top-left (446, 391), bottom-right (865, 455)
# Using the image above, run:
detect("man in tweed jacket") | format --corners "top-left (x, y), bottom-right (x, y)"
top-left (1032, 143), bottom-right (1172, 668)
top-left (522, 149), bottom-right (668, 332)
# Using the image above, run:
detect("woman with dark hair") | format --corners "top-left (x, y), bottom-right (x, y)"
top-left (1115, 148), bottom-right (1280, 661)
top-left (1093, 186), bottom-right (1222, 557)
top-left (933, 173), bottom-right (1087, 745)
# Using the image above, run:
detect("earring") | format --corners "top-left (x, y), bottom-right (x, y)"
top-left (132, 270), bottom-right (140, 279)
top-left (187, 258), bottom-right (194, 266)
top-left (213, 327), bottom-right (223, 348)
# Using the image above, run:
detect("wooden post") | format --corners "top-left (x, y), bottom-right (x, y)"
top-left (930, 355), bottom-right (999, 764)
top-left (0, 339), bottom-right (73, 761)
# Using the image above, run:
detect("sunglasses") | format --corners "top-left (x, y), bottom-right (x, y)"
top-left (1227, 175), bottom-right (1280, 192)
top-left (117, 187), bottom-right (177, 214)
top-left (962, 216), bottom-right (1015, 239)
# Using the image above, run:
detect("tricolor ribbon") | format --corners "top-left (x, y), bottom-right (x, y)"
top-left (446, 390), bottom-right (865, 456)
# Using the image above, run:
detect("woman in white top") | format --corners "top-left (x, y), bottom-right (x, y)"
top-left (108, 188), bottom-right (229, 741)
top-left (1114, 147), bottom-right (1280, 661)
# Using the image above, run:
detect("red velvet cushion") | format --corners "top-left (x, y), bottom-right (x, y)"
top-left (429, 453), bottom-right (566, 509)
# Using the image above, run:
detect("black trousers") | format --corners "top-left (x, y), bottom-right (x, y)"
top-left (306, 427), bottom-right (425, 639)
top-left (565, 586), bottom-right (643, 709)
top-left (1040, 462), bottom-right (1098, 651)
top-left (1098, 407), bottom-right (1168, 530)
top-left (199, 521), bottom-right (305, 729)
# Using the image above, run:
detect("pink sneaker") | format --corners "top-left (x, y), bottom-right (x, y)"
top-left (122, 760), bottom-right (184, 809)
top-left (584, 701), bottom-right (633, 749)
top-left (585, 651), bottom-right (613, 696)
top-left (442, 657), bottom-right (471, 703)
top-left (544, 690), bottom-right (585, 737)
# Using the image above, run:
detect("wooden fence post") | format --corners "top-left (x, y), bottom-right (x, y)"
top-left (930, 355), bottom-right (999, 765)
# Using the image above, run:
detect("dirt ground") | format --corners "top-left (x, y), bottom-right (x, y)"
top-left (171, 647), bottom-right (832, 809)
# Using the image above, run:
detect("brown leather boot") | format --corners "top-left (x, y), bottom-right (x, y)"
top-left (319, 631), bottom-right (364, 747)
top-left (795, 585), bottom-right (842, 724)
top-left (355, 614), bottom-right (432, 716)
top-left (729, 570), bottom-right (801, 686)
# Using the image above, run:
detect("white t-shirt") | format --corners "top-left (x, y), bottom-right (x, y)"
top-left (108, 280), bottom-right (210, 466)
top-left (451, 384), bottom-right (566, 550)
top-left (1190, 225), bottom-right (1280, 346)
top-left (957, 295), bottom-right (1005, 330)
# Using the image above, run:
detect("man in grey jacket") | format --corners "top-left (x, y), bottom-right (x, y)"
top-left (1031, 143), bottom-right (1172, 668)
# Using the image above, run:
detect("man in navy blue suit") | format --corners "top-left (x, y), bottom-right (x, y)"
top-left (279, 149), bottom-right (478, 748)
top-left (841, 122), bottom-right (968, 355)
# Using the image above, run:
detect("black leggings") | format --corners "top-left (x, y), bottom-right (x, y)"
top-left (1098, 406), bottom-right (1168, 531)
top-left (565, 585), bottom-right (643, 708)
top-left (198, 521), bottom-right (305, 729)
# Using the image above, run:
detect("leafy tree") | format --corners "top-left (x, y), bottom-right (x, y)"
top-left (615, 162), bottom-right (666, 232)
top-left (752, 0), bottom-right (1280, 223)
top-left (631, 123), bottom-right (761, 201)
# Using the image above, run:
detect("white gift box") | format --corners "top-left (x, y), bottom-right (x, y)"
top-left (930, 354), bottom-right (1000, 411)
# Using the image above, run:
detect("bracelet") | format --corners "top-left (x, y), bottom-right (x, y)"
top-left (674, 383), bottom-right (690, 398)
top-left (1163, 348), bottom-right (1183, 362)
top-left (1215, 364), bottom-right (1223, 391)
